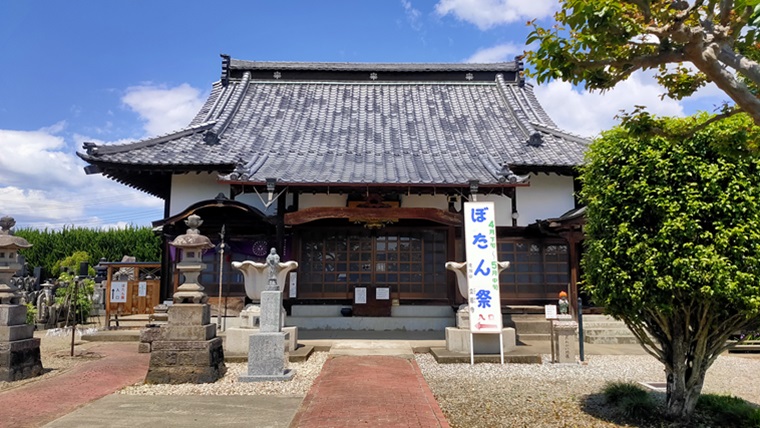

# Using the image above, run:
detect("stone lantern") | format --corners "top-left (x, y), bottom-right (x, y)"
top-left (0, 216), bottom-right (32, 304)
top-left (0, 216), bottom-right (43, 381)
top-left (144, 214), bottom-right (226, 384)
top-left (170, 214), bottom-right (214, 304)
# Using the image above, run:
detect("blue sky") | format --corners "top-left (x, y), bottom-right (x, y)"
top-left (0, 0), bottom-right (727, 230)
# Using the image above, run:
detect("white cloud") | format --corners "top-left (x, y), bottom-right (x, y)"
top-left (435, 0), bottom-right (556, 30)
top-left (0, 125), bottom-right (88, 191)
top-left (401, 0), bottom-right (423, 31)
top-left (465, 43), bottom-right (523, 62)
top-left (122, 83), bottom-right (204, 136)
top-left (533, 70), bottom-right (685, 138)
top-left (0, 123), bottom-right (163, 229)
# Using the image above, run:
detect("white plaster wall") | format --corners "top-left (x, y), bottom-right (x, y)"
top-left (400, 194), bottom-right (448, 210)
top-left (299, 194), bottom-right (348, 209)
top-left (515, 173), bottom-right (575, 226)
top-left (170, 173), bottom-right (228, 215)
top-left (477, 194), bottom-right (513, 227)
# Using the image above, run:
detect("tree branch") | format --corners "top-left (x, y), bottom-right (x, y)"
top-left (716, 45), bottom-right (760, 86)
top-left (688, 45), bottom-right (760, 124)
top-left (630, 0), bottom-right (652, 23)
top-left (719, 0), bottom-right (734, 26)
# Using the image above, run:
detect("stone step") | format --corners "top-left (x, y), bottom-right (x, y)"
top-left (516, 333), bottom-right (550, 341)
top-left (583, 328), bottom-right (637, 337)
top-left (584, 335), bottom-right (642, 345)
top-left (286, 316), bottom-right (454, 331)
top-left (582, 322), bottom-right (631, 329)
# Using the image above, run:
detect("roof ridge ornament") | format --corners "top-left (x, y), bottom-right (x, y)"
top-left (221, 53), bottom-right (231, 87)
top-left (498, 164), bottom-right (530, 184)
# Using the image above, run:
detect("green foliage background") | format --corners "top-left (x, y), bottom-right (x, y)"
top-left (581, 113), bottom-right (760, 319)
top-left (15, 226), bottom-right (161, 279)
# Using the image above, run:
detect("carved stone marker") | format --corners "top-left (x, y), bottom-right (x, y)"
top-left (239, 249), bottom-right (296, 382)
top-left (0, 216), bottom-right (43, 382)
top-left (144, 215), bottom-right (226, 384)
top-left (226, 250), bottom-right (298, 356)
top-left (553, 320), bottom-right (578, 364)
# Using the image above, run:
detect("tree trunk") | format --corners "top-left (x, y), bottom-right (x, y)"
top-left (664, 326), bottom-right (709, 419)
top-left (665, 368), bottom-right (703, 419)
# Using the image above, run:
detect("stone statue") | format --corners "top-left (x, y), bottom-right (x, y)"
top-left (233, 249), bottom-right (297, 301)
top-left (558, 291), bottom-right (570, 315)
top-left (266, 248), bottom-right (280, 284)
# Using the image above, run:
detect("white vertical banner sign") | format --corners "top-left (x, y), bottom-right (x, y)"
top-left (464, 201), bottom-right (502, 333)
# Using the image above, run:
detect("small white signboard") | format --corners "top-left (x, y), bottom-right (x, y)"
top-left (464, 201), bottom-right (502, 334)
top-left (289, 273), bottom-right (297, 298)
top-left (544, 304), bottom-right (557, 320)
top-left (138, 281), bottom-right (147, 297)
top-left (354, 287), bottom-right (367, 304)
top-left (376, 287), bottom-right (390, 300)
top-left (110, 281), bottom-right (127, 303)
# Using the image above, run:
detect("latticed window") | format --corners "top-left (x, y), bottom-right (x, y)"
top-left (497, 238), bottom-right (569, 302)
top-left (298, 228), bottom-right (448, 299)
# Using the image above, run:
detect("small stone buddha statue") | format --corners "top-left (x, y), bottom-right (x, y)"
top-left (558, 291), bottom-right (570, 315)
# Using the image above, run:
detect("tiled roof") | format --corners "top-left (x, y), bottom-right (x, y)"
top-left (79, 58), bottom-right (588, 189)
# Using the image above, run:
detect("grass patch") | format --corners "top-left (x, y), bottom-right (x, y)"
top-left (695, 394), bottom-right (760, 428)
top-left (602, 381), bottom-right (657, 419)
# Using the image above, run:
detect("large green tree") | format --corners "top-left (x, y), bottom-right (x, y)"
top-left (527, 0), bottom-right (760, 126)
top-left (581, 113), bottom-right (760, 419)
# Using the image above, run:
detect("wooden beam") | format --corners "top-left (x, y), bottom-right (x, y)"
top-left (284, 207), bottom-right (462, 226)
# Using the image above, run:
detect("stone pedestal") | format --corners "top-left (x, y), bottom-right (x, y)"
top-left (456, 305), bottom-right (469, 329)
top-left (239, 290), bottom-right (294, 382)
top-left (144, 304), bottom-right (226, 384)
top-left (445, 327), bottom-right (516, 354)
top-left (0, 304), bottom-right (43, 381)
top-left (238, 332), bottom-right (294, 382)
top-left (225, 326), bottom-right (298, 355)
top-left (552, 320), bottom-right (578, 364)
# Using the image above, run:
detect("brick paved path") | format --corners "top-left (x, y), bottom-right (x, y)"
top-left (290, 355), bottom-right (449, 428)
top-left (0, 343), bottom-right (149, 428)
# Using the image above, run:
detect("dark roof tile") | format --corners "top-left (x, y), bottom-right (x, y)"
top-left (79, 59), bottom-right (588, 187)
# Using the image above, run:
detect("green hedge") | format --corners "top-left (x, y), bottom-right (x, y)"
top-left (15, 226), bottom-right (161, 279)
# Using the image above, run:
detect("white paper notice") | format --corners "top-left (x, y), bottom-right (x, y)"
top-left (355, 287), bottom-right (367, 304)
top-left (138, 282), bottom-right (147, 297)
top-left (289, 273), bottom-right (297, 298)
top-left (110, 281), bottom-right (127, 303)
top-left (544, 304), bottom-right (557, 320)
top-left (376, 287), bottom-right (390, 300)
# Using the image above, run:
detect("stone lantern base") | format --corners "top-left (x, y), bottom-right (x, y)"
top-left (0, 305), bottom-right (43, 382)
top-left (144, 304), bottom-right (225, 384)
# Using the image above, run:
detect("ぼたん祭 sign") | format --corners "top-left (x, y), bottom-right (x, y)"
top-left (464, 201), bottom-right (502, 333)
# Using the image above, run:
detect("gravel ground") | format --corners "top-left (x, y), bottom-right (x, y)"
top-left (4, 329), bottom-right (759, 428)
top-left (120, 352), bottom-right (329, 396)
top-left (415, 353), bottom-right (760, 428)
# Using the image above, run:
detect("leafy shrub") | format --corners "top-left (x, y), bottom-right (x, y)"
top-left (602, 382), bottom-right (656, 418)
top-left (25, 302), bottom-right (36, 325)
top-left (696, 394), bottom-right (760, 428)
top-left (55, 272), bottom-right (95, 324)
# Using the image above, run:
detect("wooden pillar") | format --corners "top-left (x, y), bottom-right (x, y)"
top-left (560, 231), bottom-right (582, 318)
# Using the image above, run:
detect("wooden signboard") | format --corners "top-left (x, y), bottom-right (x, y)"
top-left (104, 262), bottom-right (161, 328)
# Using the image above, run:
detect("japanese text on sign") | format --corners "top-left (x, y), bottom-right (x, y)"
top-left (464, 201), bottom-right (502, 333)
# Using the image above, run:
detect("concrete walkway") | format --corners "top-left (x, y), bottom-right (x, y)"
top-left (0, 342), bottom-right (149, 428)
top-left (290, 355), bottom-right (449, 428)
